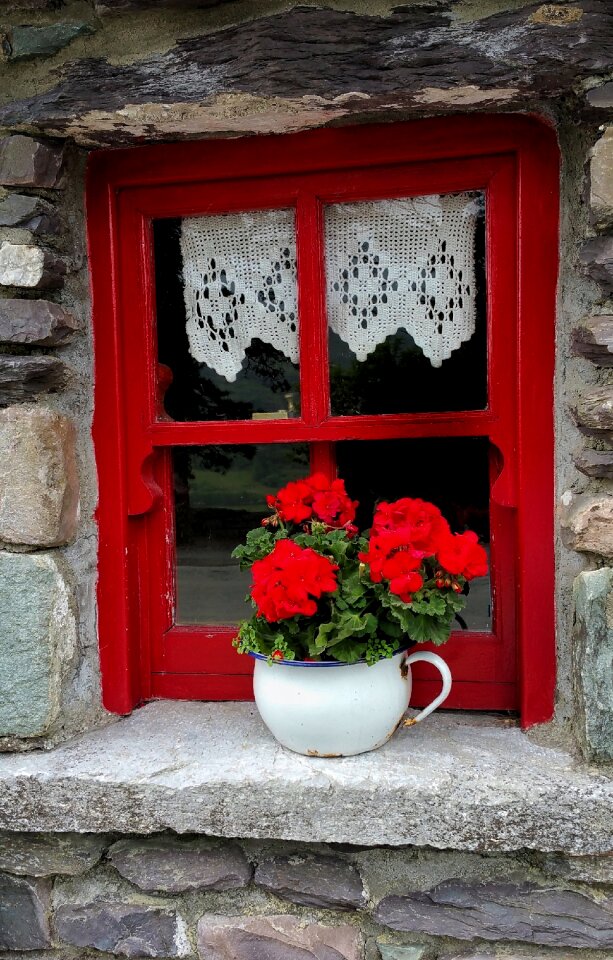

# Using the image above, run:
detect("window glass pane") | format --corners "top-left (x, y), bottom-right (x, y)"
top-left (174, 443), bottom-right (309, 625)
top-left (154, 213), bottom-right (300, 422)
top-left (337, 437), bottom-right (491, 631)
top-left (325, 193), bottom-right (487, 415)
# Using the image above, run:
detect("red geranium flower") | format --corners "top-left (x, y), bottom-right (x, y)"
top-left (359, 530), bottom-right (425, 603)
top-left (436, 530), bottom-right (488, 580)
top-left (372, 497), bottom-right (450, 555)
top-left (250, 539), bottom-right (339, 622)
top-left (267, 473), bottom-right (358, 530)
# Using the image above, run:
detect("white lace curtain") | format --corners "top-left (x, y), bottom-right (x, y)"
top-left (180, 194), bottom-right (480, 382)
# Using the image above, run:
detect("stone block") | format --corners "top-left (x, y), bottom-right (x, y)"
top-left (574, 448), bottom-right (613, 479)
top-left (560, 494), bottom-right (613, 558)
top-left (591, 127), bottom-right (613, 231)
top-left (579, 237), bottom-right (613, 293)
top-left (0, 551), bottom-right (76, 739)
top-left (0, 242), bottom-right (66, 289)
top-left (0, 194), bottom-right (59, 234)
top-left (574, 568), bottom-right (613, 761)
top-left (375, 879), bottom-right (613, 948)
top-left (574, 386), bottom-right (613, 434)
top-left (55, 902), bottom-right (187, 957)
top-left (588, 82), bottom-right (613, 110)
top-left (0, 299), bottom-right (78, 346)
top-left (197, 914), bottom-right (363, 960)
top-left (5, 22), bottom-right (94, 61)
top-left (0, 832), bottom-right (106, 876)
top-left (0, 874), bottom-right (51, 949)
top-left (0, 405), bottom-right (78, 546)
top-left (377, 945), bottom-right (429, 960)
top-left (543, 850), bottom-right (613, 884)
top-left (0, 136), bottom-right (64, 189)
top-left (108, 835), bottom-right (252, 893)
top-left (0, 356), bottom-right (69, 404)
top-left (255, 854), bottom-right (366, 909)
top-left (572, 315), bottom-right (613, 365)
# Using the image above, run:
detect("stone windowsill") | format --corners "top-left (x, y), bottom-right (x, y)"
top-left (0, 702), bottom-right (612, 853)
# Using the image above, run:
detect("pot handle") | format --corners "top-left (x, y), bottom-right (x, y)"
top-left (403, 651), bottom-right (452, 726)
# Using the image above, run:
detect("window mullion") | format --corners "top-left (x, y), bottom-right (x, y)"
top-left (296, 193), bottom-right (329, 426)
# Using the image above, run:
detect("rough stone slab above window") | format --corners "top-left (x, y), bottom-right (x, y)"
top-left (0, 135), bottom-right (64, 188)
top-left (0, 404), bottom-right (79, 547)
top-left (0, 704), bottom-right (612, 853)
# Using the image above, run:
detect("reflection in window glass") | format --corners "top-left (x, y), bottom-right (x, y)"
top-left (154, 217), bottom-right (300, 422)
top-left (174, 444), bottom-right (309, 625)
top-left (337, 437), bottom-right (491, 631)
top-left (326, 193), bottom-right (486, 415)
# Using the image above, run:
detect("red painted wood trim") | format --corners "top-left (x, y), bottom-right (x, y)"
top-left (87, 115), bottom-right (559, 724)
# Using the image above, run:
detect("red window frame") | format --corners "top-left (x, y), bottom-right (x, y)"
top-left (87, 115), bottom-right (559, 728)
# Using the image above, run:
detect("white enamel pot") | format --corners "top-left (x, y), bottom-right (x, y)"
top-left (251, 647), bottom-right (452, 757)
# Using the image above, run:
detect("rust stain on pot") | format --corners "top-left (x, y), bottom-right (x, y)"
top-left (403, 717), bottom-right (418, 727)
top-left (306, 749), bottom-right (342, 758)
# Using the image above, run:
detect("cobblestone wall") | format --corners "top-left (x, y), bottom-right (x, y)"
top-left (3, 831), bottom-right (613, 958)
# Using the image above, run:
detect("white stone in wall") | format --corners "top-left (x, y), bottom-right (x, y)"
top-left (560, 493), bottom-right (613, 558)
top-left (0, 404), bottom-right (79, 547)
top-left (0, 242), bottom-right (65, 289)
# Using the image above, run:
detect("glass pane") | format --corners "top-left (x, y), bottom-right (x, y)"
top-left (336, 437), bottom-right (491, 631)
top-left (326, 193), bottom-right (487, 415)
top-left (154, 213), bottom-right (300, 422)
top-left (174, 444), bottom-right (309, 625)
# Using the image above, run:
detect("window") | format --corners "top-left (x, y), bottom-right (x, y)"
top-left (88, 115), bottom-right (558, 727)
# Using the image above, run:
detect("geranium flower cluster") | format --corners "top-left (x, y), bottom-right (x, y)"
top-left (266, 472), bottom-right (358, 533)
top-left (251, 538), bottom-right (339, 622)
top-left (359, 497), bottom-right (488, 603)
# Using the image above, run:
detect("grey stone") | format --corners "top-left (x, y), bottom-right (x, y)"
top-left (573, 386), bottom-right (613, 433)
top-left (255, 854), bottom-right (366, 909)
top-left (0, 405), bottom-right (79, 546)
top-left (0, 299), bottom-right (78, 346)
top-left (572, 315), bottom-right (613, 365)
top-left (0, 551), bottom-right (76, 739)
top-left (543, 851), bottom-right (613, 885)
top-left (6, 22), bottom-right (94, 61)
top-left (377, 946), bottom-right (429, 960)
top-left (0, 832), bottom-right (106, 876)
top-left (55, 902), bottom-right (186, 957)
top-left (109, 835), bottom-right (252, 893)
top-left (197, 914), bottom-right (362, 960)
top-left (0, 242), bottom-right (66, 289)
top-left (0, 356), bottom-right (69, 404)
top-left (574, 448), bottom-right (613, 479)
top-left (590, 127), bottom-right (613, 230)
top-left (375, 880), bottom-right (613, 948)
top-left (0, 874), bottom-right (51, 949)
top-left (588, 82), bottom-right (613, 110)
top-left (0, 194), bottom-right (59, 234)
top-left (0, 136), bottom-right (64, 189)
top-left (579, 236), bottom-right (613, 293)
top-left (574, 568), bottom-right (613, 761)
top-left (0, 705), bottom-right (613, 854)
top-left (560, 494), bottom-right (613, 558)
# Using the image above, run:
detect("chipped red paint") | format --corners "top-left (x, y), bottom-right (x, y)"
top-left (87, 115), bottom-right (558, 728)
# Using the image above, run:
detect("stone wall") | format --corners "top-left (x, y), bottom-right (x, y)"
top-left (3, 831), bottom-right (613, 958)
